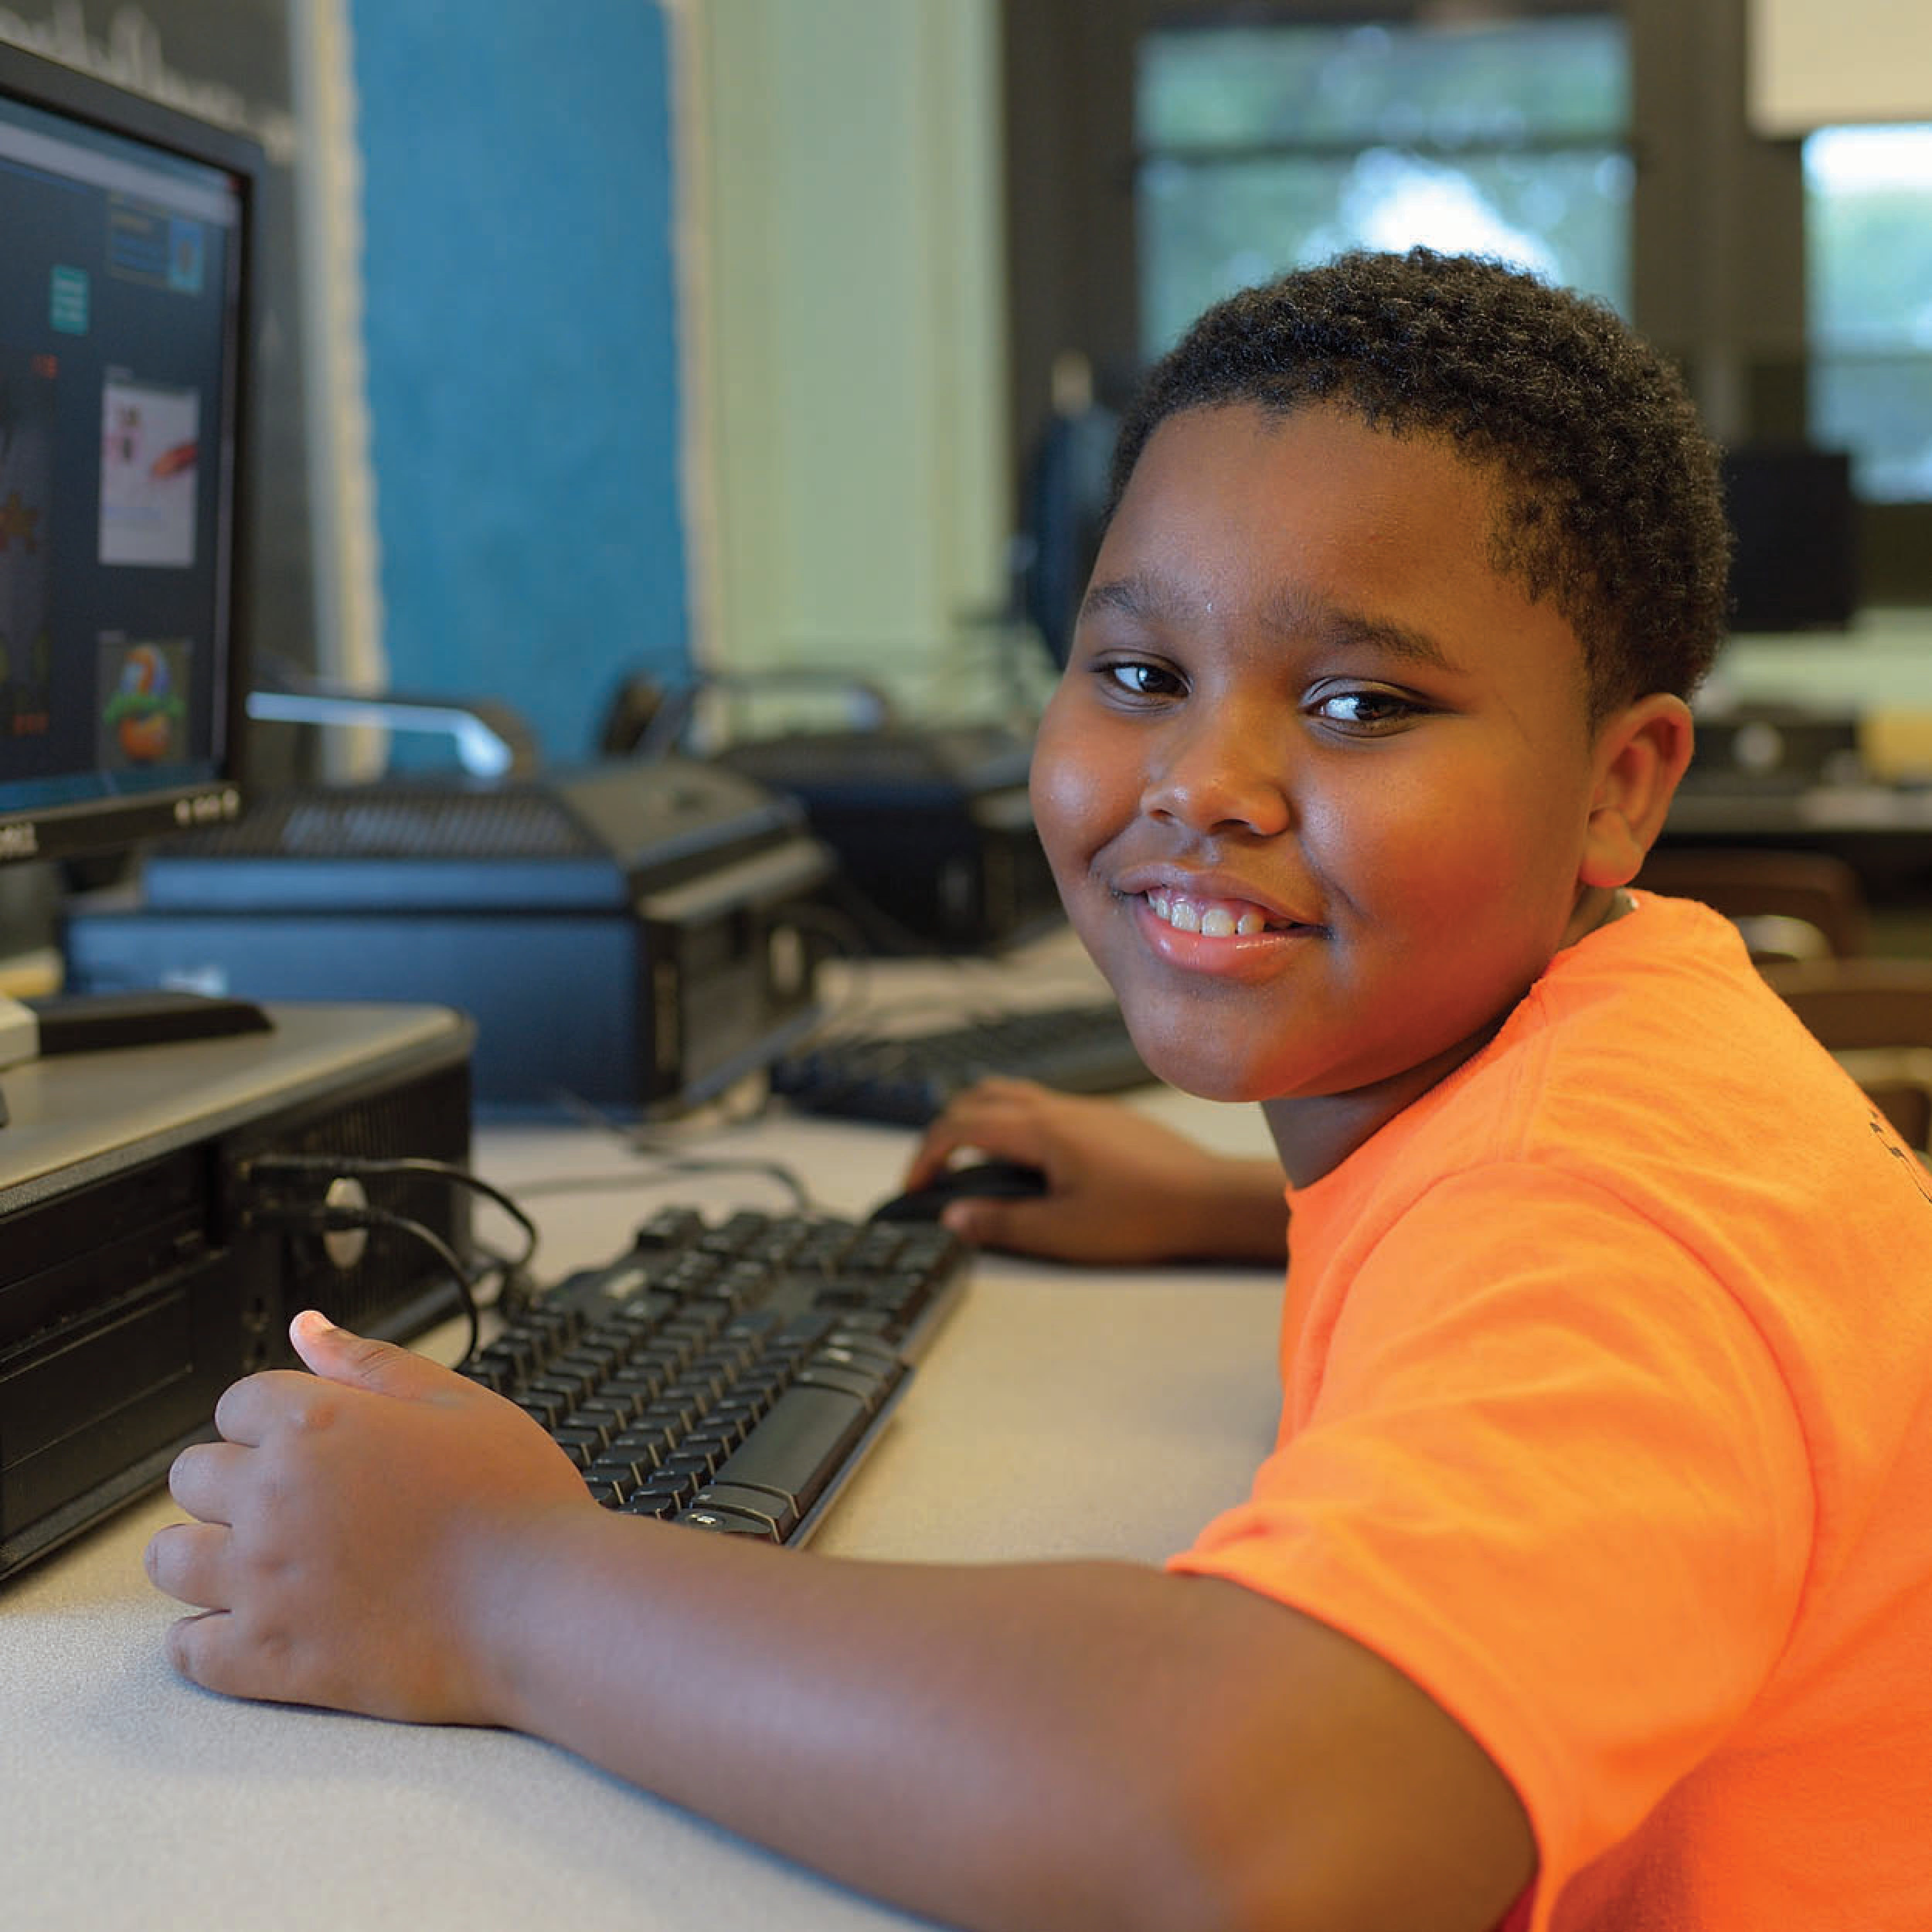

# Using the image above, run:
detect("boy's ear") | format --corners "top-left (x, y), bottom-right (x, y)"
top-left (1579, 693), bottom-right (1695, 889)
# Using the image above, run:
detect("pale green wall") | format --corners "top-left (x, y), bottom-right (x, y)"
top-left (686, 0), bottom-right (1011, 720)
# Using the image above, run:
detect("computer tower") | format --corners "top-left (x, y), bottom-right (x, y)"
top-left (0, 1002), bottom-right (474, 1580)
top-left (61, 760), bottom-right (834, 1116)
top-left (715, 725), bottom-right (1065, 954)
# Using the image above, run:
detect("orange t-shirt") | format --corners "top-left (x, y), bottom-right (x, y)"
top-left (1169, 893), bottom-right (1932, 1930)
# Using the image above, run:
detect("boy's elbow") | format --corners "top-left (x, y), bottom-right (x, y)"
top-left (1080, 1589), bottom-right (1536, 1932)
top-left (1104, 1777), bottom-right (1528, 1932)
top-left (1101, 1825), bottom-right (1335, 1932)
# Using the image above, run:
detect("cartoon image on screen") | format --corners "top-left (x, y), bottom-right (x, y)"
top-left (98, 636), bottom-right (190, 767)
top-left (99, 377), bottom-right (199, 567)
top-left (0, 347), bottom-right (54, 743)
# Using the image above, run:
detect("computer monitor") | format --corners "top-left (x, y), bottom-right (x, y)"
top-left (0, 40), bottom-right (255, 1067)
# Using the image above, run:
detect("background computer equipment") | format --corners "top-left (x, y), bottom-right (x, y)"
top-left (0, 43), bottom-right (480, 1575)
top-left (0, 1002), bottom-right (475, 1582)
top-left (0, 42), bottom-right (252, 878)
top-left (716, 723), bottom-right (1065, 954)
top-left (1720, 445), bottom-right (1859, 633)
top-left (1681, 702), bottom-right (1864, 793)
top-left (63, 759), bottom-right (835, 1115)
top-left (770, 998), bottom-right (1150, 1125)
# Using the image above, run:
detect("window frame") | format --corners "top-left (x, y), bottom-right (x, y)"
top-left (1000, 0), bottom-right (1932, 608)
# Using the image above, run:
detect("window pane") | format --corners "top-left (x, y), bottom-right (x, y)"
top-left (1136, 15), bottom-right (1631, 358)
top-left (1139, 18), bottom-right (1629, 151)
top-left (1804, 125), bottom-right (1932, 503)
top-left (1140, 146), bottom-right (1631, 353)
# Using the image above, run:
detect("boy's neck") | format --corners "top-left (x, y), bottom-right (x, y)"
top-left (1261, 1032), bottom-right (1508, 1189)
top-left (1261, 883), bottom-right (1636, 1188)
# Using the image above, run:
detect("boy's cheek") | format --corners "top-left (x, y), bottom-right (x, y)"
top-left (1028, 750), bottom-right (1114, 869)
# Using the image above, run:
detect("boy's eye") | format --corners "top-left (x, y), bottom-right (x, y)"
top-left (1310, 686), bottom-right (1424, 731)
top-left (1099, 660), bottom-right (1185, 700)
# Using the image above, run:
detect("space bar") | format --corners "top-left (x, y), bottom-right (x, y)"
top-left (713, 1384), bottom-right (872, 1517)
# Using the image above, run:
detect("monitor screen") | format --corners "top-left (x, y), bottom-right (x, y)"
top-left (0, 40), bottom-right (254, 867)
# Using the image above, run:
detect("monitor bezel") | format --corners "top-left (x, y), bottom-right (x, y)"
top-left (0, 36), bottom-right (260, 866)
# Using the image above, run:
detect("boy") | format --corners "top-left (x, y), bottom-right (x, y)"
top-left (147, 251), bottom-right (1932, 1931)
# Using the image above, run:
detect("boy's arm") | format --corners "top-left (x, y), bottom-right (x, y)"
top-left (148, 1317), bottom-right (1532, 1932)
top-left (901, 1079), bottom-right (1291, 1265)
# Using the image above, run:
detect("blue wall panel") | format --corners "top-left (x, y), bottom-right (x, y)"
top-left (350, 0), bottom-right (687, 764)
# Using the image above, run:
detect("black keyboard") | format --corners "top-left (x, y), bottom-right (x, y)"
top-left (461, 1204), bottom-right (969, 1543)
top-left (770, 999), bottom-right (1150, 1125)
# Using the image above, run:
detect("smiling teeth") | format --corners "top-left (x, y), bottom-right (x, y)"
top-left (1147, 889), bottom-right (1272, 937)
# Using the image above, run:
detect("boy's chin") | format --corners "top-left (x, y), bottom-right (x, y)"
top-left (1127, 1031), bottom-right (1301, 1107)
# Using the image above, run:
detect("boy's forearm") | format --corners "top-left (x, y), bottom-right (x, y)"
top-left (476, 1517), bottom-right (1203, 1931)
top-left (471, 1512), bottom-right (1530, 1932)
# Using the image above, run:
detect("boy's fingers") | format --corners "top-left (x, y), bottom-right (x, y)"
top-left (166, 1438), bottom-right (250, 1523)
top-left (163, 1608), bottom-right (305, 1707)
top-left (288, 1310), bottom-right (454, 1401)
top-left (145, 1519), bottom-right (233, 1610)
top-left (210, 1369), bottom-right (312, 1447)
top-left (907, 1090), bottom-right (1058, 1189)
top-left (941, 1197), bottom-right (1065, 1257)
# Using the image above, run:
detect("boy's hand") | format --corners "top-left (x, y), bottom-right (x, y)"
top-left (145, 1310), bottom-right (594, 1725)
top-left (901, 1078), bottom-right (1289, 1265)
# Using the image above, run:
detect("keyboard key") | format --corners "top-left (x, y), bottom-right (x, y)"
top-left (712, 1384), bottom-right (872, 1517)
top-left (512, 1389), bottom-right (568, 1430)
top-left (551, 1427), bottom-right (605, 1469)
top-left (679, 1508), bottom-right (781, 1540)
top-left (688, 1481), bottom-right (799, 1539)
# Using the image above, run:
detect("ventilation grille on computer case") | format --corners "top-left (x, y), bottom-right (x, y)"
top-left (162, 785), bottom-right (605, 861)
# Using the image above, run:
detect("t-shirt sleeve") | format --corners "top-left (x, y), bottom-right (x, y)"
top-left (1167, 1163), bottom-right (1815, 1923)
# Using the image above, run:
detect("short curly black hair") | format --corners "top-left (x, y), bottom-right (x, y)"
top-left (1109, 248), bottom-right (1732, 721)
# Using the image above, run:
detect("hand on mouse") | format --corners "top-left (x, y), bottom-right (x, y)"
top-left (901, 1078), bottom-right (1289, 1265)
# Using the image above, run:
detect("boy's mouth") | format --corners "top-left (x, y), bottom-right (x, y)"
top-left (1143, 885), bottom-right (1297, 938)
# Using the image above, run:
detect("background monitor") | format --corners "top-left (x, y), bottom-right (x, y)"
top-left (1720, 444), bottom-right (1859, 634)
top-left (0, 38), bottom-right (254, 873)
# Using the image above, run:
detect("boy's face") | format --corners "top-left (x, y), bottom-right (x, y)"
top-left (1032, 401), bottom-right (1624, 1130)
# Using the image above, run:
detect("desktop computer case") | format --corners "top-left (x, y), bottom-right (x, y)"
top-left (716, 726), bottom-right (1065, 954)
top-left (61, 760), bottom-right (833, 1116)
top-left (0, 1003), bottom-right (473, 1581)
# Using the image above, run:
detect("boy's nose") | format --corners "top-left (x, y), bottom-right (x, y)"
top-left (1138, 710), bottom-right (1293, 837)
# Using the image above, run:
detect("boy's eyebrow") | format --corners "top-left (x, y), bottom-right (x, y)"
top-left (1293, 600), bottom-right (1466, 675)
top-left (1079, 572), bottom-right (1466, 675)
top-left (1077, 573), bottom-right (1177, 626)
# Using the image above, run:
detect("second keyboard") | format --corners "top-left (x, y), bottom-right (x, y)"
top-left (771, 999), bottom-right (1150, 1125)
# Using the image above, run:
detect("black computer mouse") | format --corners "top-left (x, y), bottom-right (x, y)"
top-left (869, 1158), bottom-right (1051, 1223)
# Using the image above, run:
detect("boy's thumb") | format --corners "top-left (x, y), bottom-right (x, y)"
top-left (289, 1308), bottom-right (440, 1398)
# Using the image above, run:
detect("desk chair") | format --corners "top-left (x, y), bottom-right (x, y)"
top-left (1759, 957), bottom-right (1932, 1149)
top-left (1638, 848), bottom-right (1870, 963)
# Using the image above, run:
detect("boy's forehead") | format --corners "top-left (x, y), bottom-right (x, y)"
top-left (1106, 402), bottom-right (1597, 709)
top-left (1117, 403), bottom-right (1517, 596)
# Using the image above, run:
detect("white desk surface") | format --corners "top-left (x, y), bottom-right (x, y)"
top-left (1, 1007), bottom-right (1285, 1931)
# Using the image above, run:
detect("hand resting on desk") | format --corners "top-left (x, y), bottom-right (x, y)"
top-left (148, 1309), bottom-right (592, 1723)
top-left (899, 1078), bottom-right (1289, 1265)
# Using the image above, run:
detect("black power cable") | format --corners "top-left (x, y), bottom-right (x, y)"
top-left (238, 1153), bottom-right (537, 1364)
